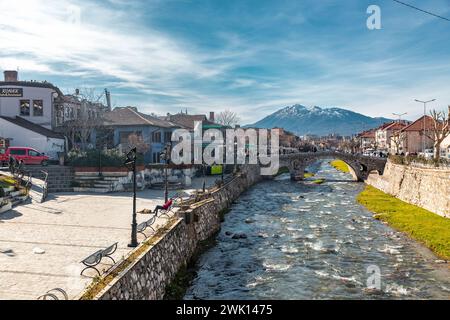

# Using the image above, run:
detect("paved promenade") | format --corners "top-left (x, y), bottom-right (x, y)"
top-left (0, 177), bottom-right (218, 300)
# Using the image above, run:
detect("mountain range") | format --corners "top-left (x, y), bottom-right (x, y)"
top-left (246, 104), bottom-right (391, 136)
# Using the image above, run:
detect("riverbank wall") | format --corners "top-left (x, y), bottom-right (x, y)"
top-left (83, 165), bottom-right (263, 300)
top-left (366, 160), bottom-right (450, 218)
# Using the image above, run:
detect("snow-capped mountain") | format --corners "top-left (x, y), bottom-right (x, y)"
top-left (246, 104), bottom-right (391, 136)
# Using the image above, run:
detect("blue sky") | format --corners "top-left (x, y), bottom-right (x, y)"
top-left (1, 0), bottom-right (449, 123)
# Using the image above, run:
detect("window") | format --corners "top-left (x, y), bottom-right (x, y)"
top-left (119, 131), bottom-right (142, 145)
top-left (20, 100), bottom-right (30, 116)
top-left (119, 131), bottom-right (132, 144)
top-left (10, 149), bottom-right (26, 156)
top-left (28, 150), bottom-right (39, 157)
top-left (152, 152), bottom-right (161, 163)
top-left (33, 100), bottom-right (43, 116)
top-left (152, 131), bottom-right (161, 143)
top-left (164, 131), bottom-right (172, 143)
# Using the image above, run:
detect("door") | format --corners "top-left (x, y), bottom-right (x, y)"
top-left (9, 148), bottom-right (27, 163)
top-left (27, 149), bottom-right (42, 165)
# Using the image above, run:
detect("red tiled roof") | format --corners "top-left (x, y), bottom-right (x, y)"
top-left (378, 122), bottom-right (395, 130)
top-left (162, 113), bottom-right (217, 130)
top-left (384, 122), bottom-right (408, 131)
top-left (102, 107), bottom-right (179, 128)
top-left (402, 116), bottom-right (435, 131)
top-left (358, 130), bottom-right (376, 138)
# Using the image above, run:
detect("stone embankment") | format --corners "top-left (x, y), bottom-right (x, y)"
top-left (82, 165), bottom-right (263, 300)
top-left (366, 160), bottom-right (450, 218)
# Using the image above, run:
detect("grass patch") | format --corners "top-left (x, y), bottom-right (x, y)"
top-left (330, 160), bottom-right (349, 173)
top-left (312, 179), bottom-right (325, 185)
top-left (304, 172), bottom-right (315, 179)
top-left (357, 185), bottom-right (450, 260)
top-left (0, 176), bottom-right (16, 187)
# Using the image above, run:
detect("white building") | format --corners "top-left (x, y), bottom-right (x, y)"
top-left (0, 70), bottom-right (66, 159)
top-left (441, 134), bottom-right (450, 159)
top-left (0, 70), bottom-right (63, 129)
top-left (0, 116), bottom-right (65, 160)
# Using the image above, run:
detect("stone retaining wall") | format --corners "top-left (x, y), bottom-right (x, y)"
top-left (89, 165), bottom-right (263, 300)
top-left (366, 160), bottom-right (450, 218)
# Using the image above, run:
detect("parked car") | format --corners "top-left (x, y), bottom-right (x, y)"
top-left (0, 149), bottom-right (7, 166)
top-left (418, 149), bottom-right (434, 159)
top-left (0, 147), bottom-right (49, 166)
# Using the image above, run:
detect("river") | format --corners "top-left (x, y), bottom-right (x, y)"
top-left (184, 160), bottom-right (450, 300)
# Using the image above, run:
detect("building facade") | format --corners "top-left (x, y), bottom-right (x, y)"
top-left (401, 116), bottom-right (435, 155)
top-left (0, 71), bottom-right (63, 130)
top-left (99, 107), bottom-right (180, 163)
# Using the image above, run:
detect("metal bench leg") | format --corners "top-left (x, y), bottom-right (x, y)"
top-left (37, 293), bottom-right (59, 300)
top-left (104, 255), bottom-right (116, 264)
top-left (81, 266), bottom-right (101, 276)
top-left (138, 230), bottom-right (147, 237)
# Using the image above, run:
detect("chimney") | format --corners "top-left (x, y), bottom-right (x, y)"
top-left (4, 70), bottom-right (18, 82)
top-left (209, 111), bottom-right (215, 122)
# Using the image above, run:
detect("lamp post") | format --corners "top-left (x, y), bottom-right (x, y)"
top-left (160, 143), bottom-right (172, 203)
top-left (392, 112), bottom-right (407, 123)
top-left (125, 147), bottom-right (138, 248)
top-left (415, 99), bottom-right (435, 153)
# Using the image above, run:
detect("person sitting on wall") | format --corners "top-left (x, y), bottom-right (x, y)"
top-left (153, 197), bottom-right (173, 216)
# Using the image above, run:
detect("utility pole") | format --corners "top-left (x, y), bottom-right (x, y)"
top-left (125, 147), bottom-right (138, 248)
top-left (415, 99), bottom-right (435, 153)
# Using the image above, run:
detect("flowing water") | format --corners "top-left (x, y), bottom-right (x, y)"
top-left (185, 161), bottom-right (450, 300)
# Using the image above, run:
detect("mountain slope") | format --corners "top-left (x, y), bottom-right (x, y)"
top-left (246, 104), bottom-right (390, 136)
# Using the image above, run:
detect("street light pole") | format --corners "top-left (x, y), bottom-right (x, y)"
top-left (415, 99), bottom-right (435, 153)
top-left (392, 112), bottom-right (407, 123)
top-left (125, 147), bottom-right (138, 248)
top-left (160, 142), bottom-right (172, 203)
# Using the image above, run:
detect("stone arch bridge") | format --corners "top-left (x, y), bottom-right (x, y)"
top-left (278, 152), bottom-right (387, 182)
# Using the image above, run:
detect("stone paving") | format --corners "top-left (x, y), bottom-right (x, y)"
top-left (0, 176), bottom-right (219, 300)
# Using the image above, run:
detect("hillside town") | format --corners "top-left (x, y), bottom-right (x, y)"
top-left (0, 69), bottom-right (449, 301)
top-left (1, 70), bottom-right (449, 169)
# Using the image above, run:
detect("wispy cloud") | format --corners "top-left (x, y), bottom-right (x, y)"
top-left (1, 0), bottom-right (449, 124)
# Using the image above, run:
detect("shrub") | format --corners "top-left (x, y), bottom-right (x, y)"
top-left (389, 155), bottom-right (450, 167)
top-left (67, 149), bottom-right (144, 167)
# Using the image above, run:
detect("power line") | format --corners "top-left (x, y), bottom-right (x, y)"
top-left (392, 0), bottom-right (450, 22)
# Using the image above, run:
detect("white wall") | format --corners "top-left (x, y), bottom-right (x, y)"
top-left (0, 85), bottom-right (55, 129)
top-left (0, 118), bottom-right (65, 160)
top-left (441, 135), bottom-right (450, 159)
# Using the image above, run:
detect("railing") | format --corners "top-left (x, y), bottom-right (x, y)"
top-left (41, 170), bottom-right (49, 202)
top-left (389, 155), bottom-right (450, 170)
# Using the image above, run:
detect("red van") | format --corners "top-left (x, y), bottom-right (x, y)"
top-left (0, 147), bottom-right (49, 166)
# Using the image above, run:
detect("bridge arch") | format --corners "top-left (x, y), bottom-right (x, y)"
top-left (278, 152), bottom-right (387, 182)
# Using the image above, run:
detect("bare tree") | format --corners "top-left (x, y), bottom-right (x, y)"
top-left (216, 110), bottom-right (240, 127)
top-left (60, 88), bottom-right (108, 151)
top-left (390, 130), bottom-right (406, 155)
top-left (426, 107), bottom-right (450, 162)
top-left (61, 115), bottom-right (102, 150)
top-left (128, 133), bottom-right (150, 154)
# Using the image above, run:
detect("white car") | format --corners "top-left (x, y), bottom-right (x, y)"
top-left (418, 149), bottom-right (434, 159)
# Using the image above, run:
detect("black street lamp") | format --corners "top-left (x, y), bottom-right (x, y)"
top-left (160, 142), bottom-right (172, 203)
top-left (125, 147), bottom-right (138, 248)
top-left (202, 163), bottom-right (206, 193)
